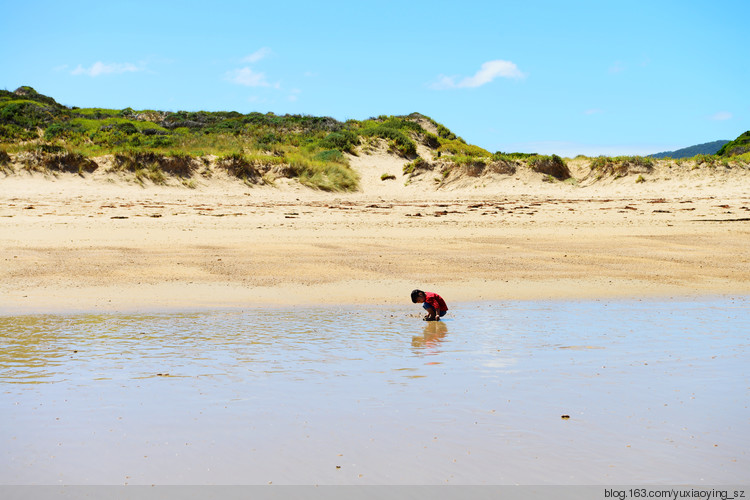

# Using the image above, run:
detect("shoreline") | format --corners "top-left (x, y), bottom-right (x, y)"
top-left (2, 288), bottom-right (748, 317)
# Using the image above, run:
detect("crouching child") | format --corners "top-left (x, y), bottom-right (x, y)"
top-left (411, 289), bottom-right (448, 321)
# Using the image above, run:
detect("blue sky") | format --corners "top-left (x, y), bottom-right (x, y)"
top-left (2, 0), bottom-right (748, 156)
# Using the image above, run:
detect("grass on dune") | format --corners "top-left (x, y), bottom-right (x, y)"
top-left (6, 86), bottom-right (748, 190)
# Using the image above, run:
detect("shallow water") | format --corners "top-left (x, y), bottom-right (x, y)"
top-left (1, 298), bottom-right (748, 484)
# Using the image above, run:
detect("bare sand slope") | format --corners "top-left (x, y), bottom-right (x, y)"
top-left (1, 153), bottom-right (749, 313)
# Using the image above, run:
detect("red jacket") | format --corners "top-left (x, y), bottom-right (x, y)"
top-left (425, 292), bottom-right (448, 312)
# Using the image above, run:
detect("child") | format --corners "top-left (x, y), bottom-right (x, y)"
top-left (411, 289), bottom-right (448, 321)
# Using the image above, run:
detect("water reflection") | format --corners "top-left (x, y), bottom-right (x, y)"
top-left (0, 315), bottom-right (78, 384)
top-left (0, 309), bottom-right (446, 386)
top-left (411, 320), bottom-right (449, 352)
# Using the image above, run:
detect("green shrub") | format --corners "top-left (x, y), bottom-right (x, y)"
top-left (319, 130), bottom-right (359, 152)
top-left (38, 144), bottom-right (67, 154)
top-left (436, 123), bottom-right (457, 140)
top-left (693, 153), bottom-right (718, 166)
top-left (403, 156), bottom-right (429, 175)
top-left (0, 100), bottom-right (59, 129)
top-left (206, 119), bottom-right (244, 135)
top-left (284, 152), bottom-right (358, 191)
top-left (0, 123), bottom-right (38, 141)
top-left (361, 125), bottom-right (417, 157)
top-left (75, 108), bottom-right (122, 119)
top-left (446, 155), bottom-right (486, 167)
top-left (44, 121), bottom-right (87, 140)
top-left (422, 132), bottom-right (440, 149)
top-left (717, 131), bottom-right (750, 157)
top-left (257, 132), bottom-right (281, 145)
top-left (313, 149), bottom-right (346, 163)
top-left (492, 151), bottom-right (536, 161)
top-left (111, 122), bottom-right (138, 135)
top-left (142, 135), bottom-right (175, 148)
top-left (119, 107), bottom-right (136, 118)
top-left (376, 117), bottom-right (423, 134)
top-left (438, 140), bottom-right (490, 157)
top-left (11, 86), bottom-right (63, 108)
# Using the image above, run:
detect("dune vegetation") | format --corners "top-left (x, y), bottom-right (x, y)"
top-left (717, 131), bottom-right (750, 159)
top-left (2, 86), bottom-right (749, 191)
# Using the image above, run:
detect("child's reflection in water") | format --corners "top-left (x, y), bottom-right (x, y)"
top-left (411, 320), bottom-right (449, 351)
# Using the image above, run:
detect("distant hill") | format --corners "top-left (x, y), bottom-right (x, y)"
top-left (717, 131), bottom-right (750, 157)
top-left (649, 140), bottom-right (729, 159)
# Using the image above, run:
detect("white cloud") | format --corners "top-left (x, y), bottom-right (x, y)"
top-left (431, 59), bottom-right (524, 89)
top-left (584, 108), bottom-right (603, 115)
top-left (243, 47), bottom-right (272, 63)
top-left (709, 111), bottom-right (732, 121)
top-left (71, 61), bottom-right (142, 77)
top-left (288, 89), bottom-right (301, 102)
top-left (225, 67), bottom-right (270, 87)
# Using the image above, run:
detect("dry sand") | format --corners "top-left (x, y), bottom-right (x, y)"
top-left (1, 152), bottom-right (749, 314)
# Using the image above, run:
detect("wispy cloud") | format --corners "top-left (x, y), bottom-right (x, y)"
top-left (225, 67), bottom-right (271, 87)
top-left (243, 47), bottom-right (272, 63)
top-left (226, 47), bottom-right (279, 87)
top-left (71, 61), bottom-right (143, 77)
top-left (584, 108), bottom-right (603, 115)
top-left (709, 111), bottom-right (732, 121)
top-left (431, 60), bottom-right (524, 90)
top-left (609, 61), bottom-right (625, 74)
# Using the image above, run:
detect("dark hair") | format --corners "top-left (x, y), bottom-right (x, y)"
top-left (411, 289), bottom-right (424, 303)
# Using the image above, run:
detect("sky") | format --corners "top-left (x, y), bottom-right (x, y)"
top-left (1, 0), bottom-right (748, 156)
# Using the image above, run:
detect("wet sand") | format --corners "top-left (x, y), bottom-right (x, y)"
top-left (1, 173), bottom-right (749, 314)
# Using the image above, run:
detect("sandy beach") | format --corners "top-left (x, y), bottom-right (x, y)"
top-left (1, 153), bottom-right (749, 314)
top-left (2, 153), bottom-right (749, 487)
